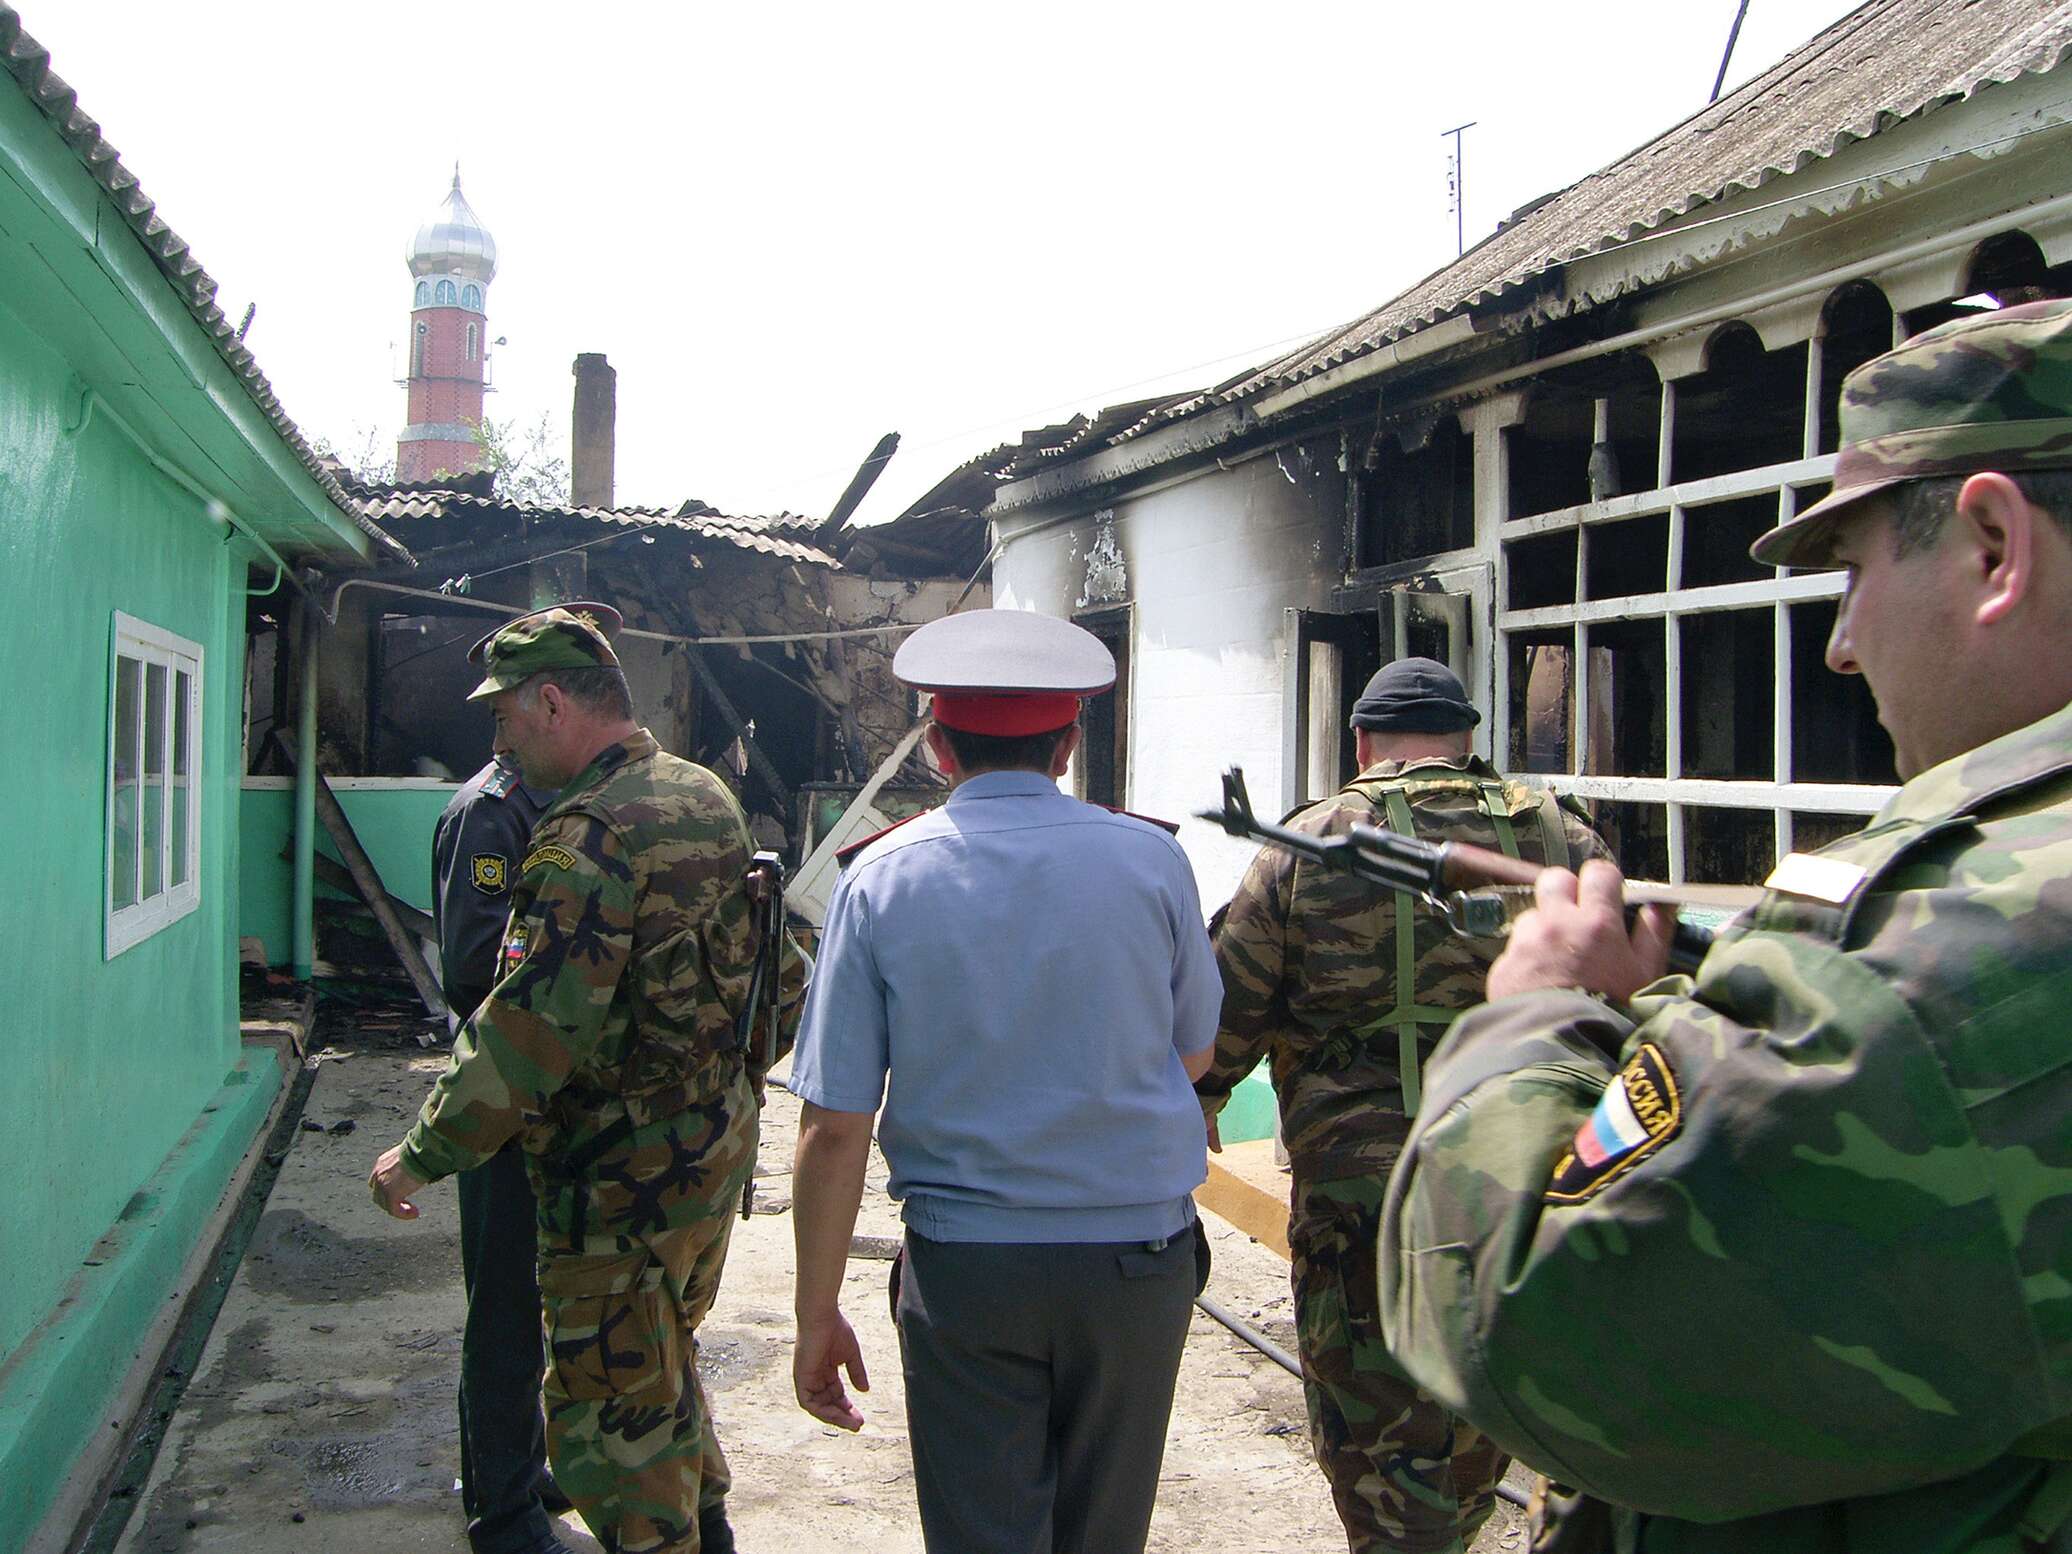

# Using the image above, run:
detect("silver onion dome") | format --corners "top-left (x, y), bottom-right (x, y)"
top-left (406, 166), bottom-right (497, 283)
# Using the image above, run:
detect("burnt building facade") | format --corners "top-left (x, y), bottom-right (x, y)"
top-left (968, 0), bottom-right (2072, 903)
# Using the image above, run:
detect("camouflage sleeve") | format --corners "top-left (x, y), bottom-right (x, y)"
top-left (666, 805), bottom-right (807, 1086)
top-left (1565, 808), bottom-right (1614, 867)
top-left (1196, 842), bottom-right (1294, 1110)
top-left (400, 810), bottom-right (636, 1181)
top-left (1378, 928), bottom-right (2055, 1522)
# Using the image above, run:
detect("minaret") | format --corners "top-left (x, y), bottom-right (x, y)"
top-left (397, 167), bottom-right (497, 482)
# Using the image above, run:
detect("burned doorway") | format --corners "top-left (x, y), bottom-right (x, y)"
top-left (1289, 609), bottom-right (1382, 803)
top-left (1074, 606), bottom-right (1131, 808)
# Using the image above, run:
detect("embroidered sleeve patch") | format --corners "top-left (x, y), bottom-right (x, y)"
top-left (1545, 1042), bottom-right (1683, 1204)
top-left (470, 853), bottom-right (509, 894)
top-left (500, 921), bottom-right (531, 978)
top-left (523, 844), bottom-right (578, 875)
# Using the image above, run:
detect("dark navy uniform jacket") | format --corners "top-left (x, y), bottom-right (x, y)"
top-left (431, 757), bottom-right (553, 1018)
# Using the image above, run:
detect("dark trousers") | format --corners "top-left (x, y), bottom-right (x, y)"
top-left (458, 1140), bottom-right (554, 1554)
top-left (895, 1230), bottom-right (1197, 1554)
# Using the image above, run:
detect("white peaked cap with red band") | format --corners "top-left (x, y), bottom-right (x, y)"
top-left (893, 609), bottom-right (1116, 736)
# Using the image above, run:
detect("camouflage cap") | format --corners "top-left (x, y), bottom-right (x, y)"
top-left (464, 601), bottom-right (623, 701)
top-left (1751, 298), bottom-right (2072, 567)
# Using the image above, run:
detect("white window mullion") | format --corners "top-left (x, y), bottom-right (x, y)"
top-left (130, 653), bottom-right (148, 908)
top-left (156, 653), bottom-right (173, 906)
top-left (1665, 613), bottom-right (1684, 884)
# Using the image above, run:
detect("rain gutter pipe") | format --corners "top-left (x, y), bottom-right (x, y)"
top-left (292, 604), bottom-right (319, 980)
top-left (63, 383), bottom-right (312, 596)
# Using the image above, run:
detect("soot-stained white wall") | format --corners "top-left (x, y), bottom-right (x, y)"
top-left (995, 436), bottom-right (1347, 910)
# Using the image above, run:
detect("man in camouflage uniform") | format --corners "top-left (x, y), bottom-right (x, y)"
top-left (372, 604), bottom-right (804, 1554)
top-left (1200, 657), bottom-right (1610, 1554)
top-left (1379, 298), bottom-right (2072, 1554)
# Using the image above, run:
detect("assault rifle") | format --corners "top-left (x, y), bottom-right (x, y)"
top-left (739, 850), bottom-right (787, 1220)
top-left (1199, 767), bottom-right (1750, 976)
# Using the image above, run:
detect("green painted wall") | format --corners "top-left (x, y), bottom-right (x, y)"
top-left (0, 296), bottom-right (245, 1363)
top-left (0, 1051), bottom-right (279, 1545)
top-left (239, 783), bottom-right (456, 966)
top-left (1, 59), bottom-right (376, 1543)
top-left (1217, 1064), bottom-right (1279, 1146)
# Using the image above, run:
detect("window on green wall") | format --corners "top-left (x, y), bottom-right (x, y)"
top-left (107, 613), bottom-right (202, 957)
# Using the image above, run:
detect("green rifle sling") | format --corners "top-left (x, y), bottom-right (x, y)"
top-left (1338, 772), bottom-right (1546, 1117)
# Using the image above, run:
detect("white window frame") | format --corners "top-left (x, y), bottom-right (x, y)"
top-left (106, 612), bottom-right (203, 957)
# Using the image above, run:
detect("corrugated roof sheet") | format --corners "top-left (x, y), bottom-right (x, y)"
top-left (856, 440), bottom-right (1016, 575)
top-left (357, 488), bottom-right (839, 568)
top-left (925, 398), bottom-right (1205, 486)
top-left (1028, 0), bottom-right (2072, 464)
top-left (0, 7), bottom-right (409, 563)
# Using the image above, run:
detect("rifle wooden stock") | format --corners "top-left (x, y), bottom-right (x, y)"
top-left (1423, 837), bottom-right (1761, 913)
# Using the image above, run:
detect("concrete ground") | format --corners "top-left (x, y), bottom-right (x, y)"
top-left (111, 1031), bottom-right (1529, 1554)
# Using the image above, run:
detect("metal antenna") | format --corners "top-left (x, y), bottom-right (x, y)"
top-left (1441, 121), bottom-right (1477, 257)
top-left (1711, 0), bottom-right (1751, 103)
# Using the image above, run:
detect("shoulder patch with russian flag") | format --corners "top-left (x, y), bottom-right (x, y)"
top-left (1544, 1043), bottom-right (1683, 1204)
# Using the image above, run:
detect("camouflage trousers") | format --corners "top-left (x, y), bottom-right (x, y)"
top-left (1291, 1174), bottom-right (1507, 1554)
top-left (535, 1198), bottom-right (738, 1552)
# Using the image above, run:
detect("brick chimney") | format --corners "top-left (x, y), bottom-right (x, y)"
top-left (570, 352), bottom-right (617, 508)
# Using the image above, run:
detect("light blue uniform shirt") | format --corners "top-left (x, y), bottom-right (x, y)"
top-left (789, 771), bottom-right (1220, 1243)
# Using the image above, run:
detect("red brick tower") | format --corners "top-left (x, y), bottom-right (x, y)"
top-left (397, 167), bottom-right (497, 482)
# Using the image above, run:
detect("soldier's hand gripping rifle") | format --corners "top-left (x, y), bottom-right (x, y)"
top-left (738, 850), bottom-right (786, 1220)
top-left (1200, 768), bottom-right (1731, 976)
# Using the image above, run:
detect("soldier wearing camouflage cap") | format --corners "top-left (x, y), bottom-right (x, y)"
top-left (1379, 299), bottom-right (2072, 1553)
top-left (373, 602), bottom-right (806, 1554)
top-left (1199, 656), bottom-right (1611, 1554)
top-left (464, 602), bottom-right (625, 699)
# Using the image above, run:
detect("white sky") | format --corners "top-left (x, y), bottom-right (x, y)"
top-left (28, 0), bottom-right (1862, 528)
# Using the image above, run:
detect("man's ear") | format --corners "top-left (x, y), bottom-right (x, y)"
top-left (536, 681), bottom-right (567, 725)
top-left (1957, 472), bottom-right (2036, 628)
top-left (1047, 723), bottom-right (1083, 780)
top-left (922, 722), bottom-right (959, 781)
